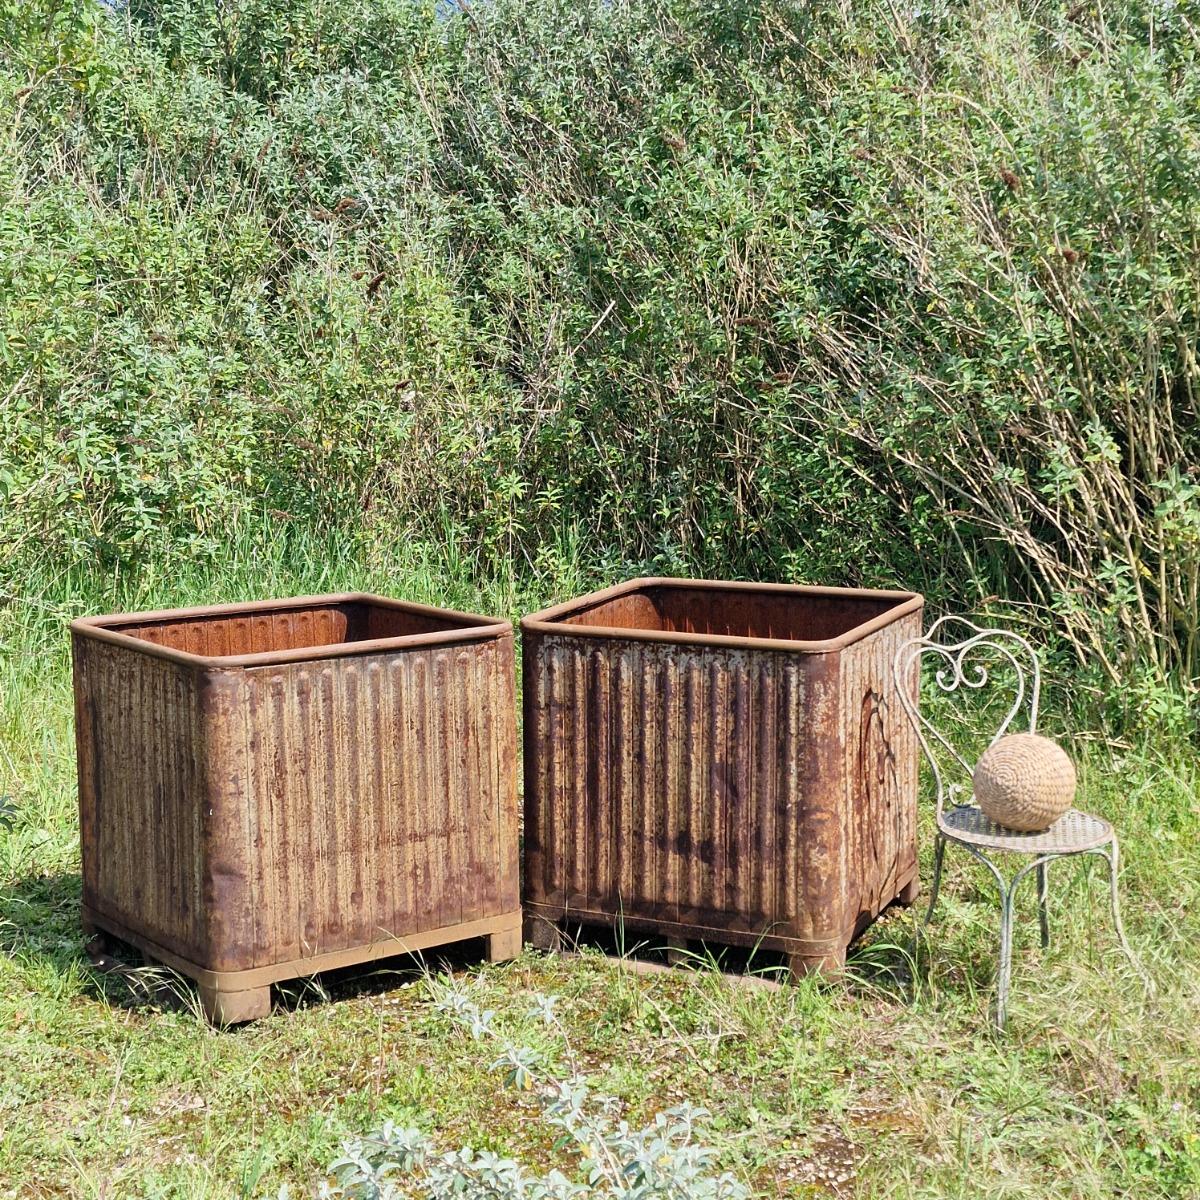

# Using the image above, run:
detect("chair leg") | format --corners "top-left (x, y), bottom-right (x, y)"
top-left (1036, 861), bottom-right (1050, 950)
top-left (923, 835), bottom-right (946, 929)
top-left (995, 857), bottom-right (1047, 1031)
top-left (1103, 837), bottom-right (1154, 993)
top-left (995, 872), bottom-right (1016, 1033)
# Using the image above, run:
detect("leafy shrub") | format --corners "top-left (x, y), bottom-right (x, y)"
top-left (795, 2), bottom-right (1200, 695)
top-left (2, 0), bottom-right (1198, 709)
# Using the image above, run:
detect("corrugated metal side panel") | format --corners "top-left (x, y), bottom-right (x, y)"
top-left (838, 609), bottom-right (923, 932)
top-left (77, 628), bottom-right (518, 975)
top-left (790, 649), bottom-right (846, 944)
top-left (215, 635), bottom-right (518, 971)
top-left (524, 635), bottom-right (844, 942)
top-left (74, 634), bottom-right (209, 961)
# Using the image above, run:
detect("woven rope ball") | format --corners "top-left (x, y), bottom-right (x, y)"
top-left (972, 732), bottom-right (1077, 832)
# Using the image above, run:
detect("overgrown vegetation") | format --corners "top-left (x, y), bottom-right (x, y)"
top-left (1, 1), bottom-right (1199, 1196)
top-left (3, 0), bottom-right (1199, 710)
top-left (318, 979), bottom-right (749, 1199)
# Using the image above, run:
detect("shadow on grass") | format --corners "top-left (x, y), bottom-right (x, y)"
top-left (272, 937), bottom-right (501, 1014)
top-left (0, 871), bottom-right (996, 1024)
top-left (0, 868), bottom-right (85, 962)
top-left (531, 899), bottom-right (1014, 1024)
top-left (0, 868), bottom-right (198, 1013)
top-left (530, 898), bottom-right (978, 1007)
top-left (844, 896), bottom-right (1042, 1023)
top-left (537, 918), bottom-right (797, 987)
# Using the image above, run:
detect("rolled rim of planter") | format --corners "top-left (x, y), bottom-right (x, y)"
top-left (521, 576), bottom-right (923, 653)
top-left (71, 591), bottom-right (512, 668)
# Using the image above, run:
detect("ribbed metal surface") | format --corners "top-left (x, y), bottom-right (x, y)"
top-left (73, 595), bottom-right (518, 978)
top-left (522, 581), bottom-right (922, 966)
top-left (839, 617), bottom-right (921, 930)
top-left (74, 637), bottom-right (209, 960)
top-left (115, 600), bottom-right (456, 657)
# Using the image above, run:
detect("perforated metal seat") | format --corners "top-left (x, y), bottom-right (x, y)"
top-left (893, 617), bottom-right (1151, 1031)
top-left (939, 804), bottom-right (1113, 855)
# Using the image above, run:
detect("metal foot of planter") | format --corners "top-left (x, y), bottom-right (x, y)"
top-left (485, 922), bottom-right (523, 963)
top-left (664, 937), bottom-right (689, 967)
top-left (521, 579), bottom-right (924, 984)
top-left (83, 904), bottom-right (522, 1024)
top-left (786, 944), bottom-right (848, 979)
top-left (199, 983), bottom-right (272, 1025)
top-left (72, 593), bottom-right (521, 1025)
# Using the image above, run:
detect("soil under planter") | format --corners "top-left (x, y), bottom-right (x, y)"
top-left (521, 579), bottom-right (924, 976)
top-left (71, 593), bottom-right (520, 1023)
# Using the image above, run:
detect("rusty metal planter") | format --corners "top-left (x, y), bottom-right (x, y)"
top-left (521, 578), bottom-right (924, 976)
top-left (71, 593), bottom-right (520, 1023)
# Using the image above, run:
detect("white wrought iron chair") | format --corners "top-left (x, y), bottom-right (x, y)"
top-left (892, 616), bottom-right (1150, 1030)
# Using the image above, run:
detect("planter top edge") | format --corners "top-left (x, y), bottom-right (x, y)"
top-left (521, 577), bottom-right (924, 654)
top-left (70, 591), bottom-right (512, 669)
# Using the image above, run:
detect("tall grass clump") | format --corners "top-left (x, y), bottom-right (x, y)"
top-left (2, 0), bottom-right (1198, 716)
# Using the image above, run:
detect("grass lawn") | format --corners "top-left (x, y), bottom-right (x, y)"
top-left (2, 549), bottom-right (1197, 1198)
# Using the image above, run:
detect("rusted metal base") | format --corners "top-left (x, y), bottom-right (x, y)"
top-left (786, 946), bottom-right (847, 978)
top-left (664, 937), bottom-right (689, 967)
top-left (486, 924), bottom-right (523, 963)
top-left (523, 912), bottom-right (565, 953)
top-left (523, 867), bottom-right (917, 984)
top-left (197, 983), bottom-right (272, 1024)
top-left (82, 905), bottom-right (523, 1024)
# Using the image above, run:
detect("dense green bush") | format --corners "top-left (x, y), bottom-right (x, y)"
top-left (1, 0), bottom-right (1198, 710)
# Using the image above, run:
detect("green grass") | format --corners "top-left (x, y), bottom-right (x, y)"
top-left (1, 541), bottom-right (1198, 1198)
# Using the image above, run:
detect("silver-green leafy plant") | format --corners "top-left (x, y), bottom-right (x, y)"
top-left (302, 980), bottom-right (748, 1200)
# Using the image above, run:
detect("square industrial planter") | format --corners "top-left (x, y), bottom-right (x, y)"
top-left (521, 578), bottom-right (924, 976)
top-left (72, 593), bottom-right (520, 1023)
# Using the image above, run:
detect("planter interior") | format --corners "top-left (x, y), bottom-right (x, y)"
top-left (548, 582), bottom-right (906, 644)
top-left (97, 596), bottom-right (492, 661)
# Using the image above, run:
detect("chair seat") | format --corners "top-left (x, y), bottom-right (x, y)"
top-left (937, 804), bottom-right (1113, 854)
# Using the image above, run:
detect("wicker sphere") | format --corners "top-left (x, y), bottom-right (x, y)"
top-left (973, 733), bottom-right (1076, 832)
